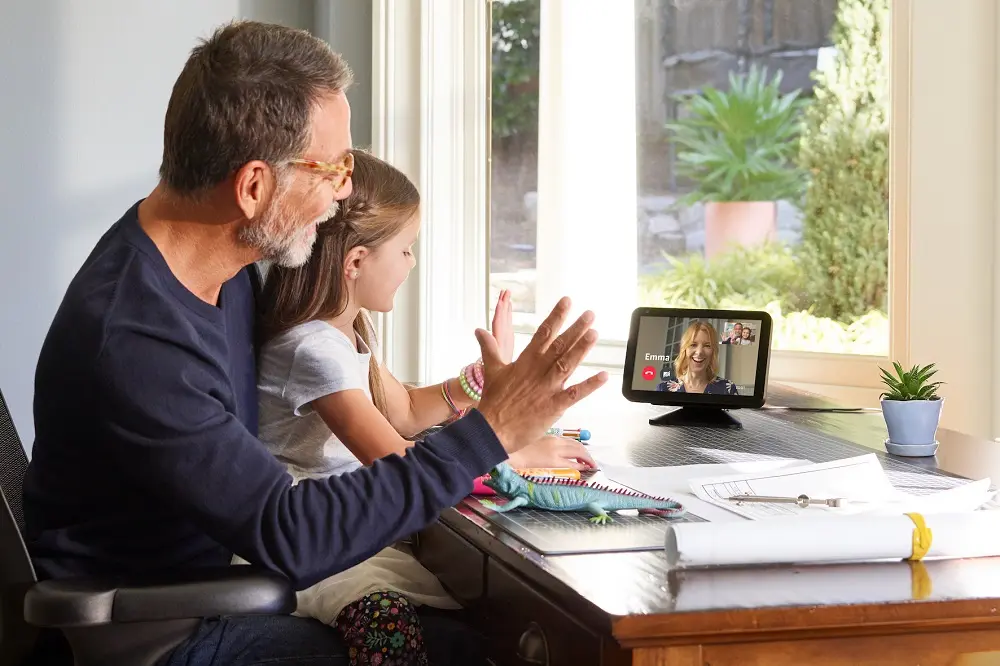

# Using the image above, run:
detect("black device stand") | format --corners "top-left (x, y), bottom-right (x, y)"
top-left (649, 406), bottom-right (742, 429)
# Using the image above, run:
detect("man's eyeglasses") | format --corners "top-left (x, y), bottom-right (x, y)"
top-left (286, 152), bottom-right (354, 192)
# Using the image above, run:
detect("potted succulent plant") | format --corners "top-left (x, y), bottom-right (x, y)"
top-left (879, 362), bottom-right (944, 456)
top-left (666, 65), bottom-right (807, 259)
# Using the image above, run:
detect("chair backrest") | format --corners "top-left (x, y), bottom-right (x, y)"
top-left (0, 390), bottom-right (28, 535)
top-left (0, 388), bottom-right (40, 666)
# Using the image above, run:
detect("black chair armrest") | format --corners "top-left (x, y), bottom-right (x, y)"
top-left (24, 565), bottom-right (295, 628)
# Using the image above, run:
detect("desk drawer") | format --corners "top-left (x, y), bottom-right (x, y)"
top-left (486, 558), bottom-right (603, 666)
top-left (414, 521), bottom-right (486, 603)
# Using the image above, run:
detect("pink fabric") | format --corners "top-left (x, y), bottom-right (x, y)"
top-left (471, 475), bottom-right (494, 496)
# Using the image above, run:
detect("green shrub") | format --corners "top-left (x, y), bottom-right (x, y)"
top-left (638, 242), bottom-right (805, 310)
top-left (491, 0), bottom-right (540, 141)
top-left (767, 305), bottom-right (889, 356)
top-left (638, 244), bottom-right (889, 356)
top-left (796, 0), bottom-right (890, 321)
top-left (724, 300), bottom-right (889, 356)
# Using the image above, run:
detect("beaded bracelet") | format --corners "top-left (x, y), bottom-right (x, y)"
top-left (472, 359), bottom-right (486, 393)
top-left (466, 360), bottom-right (484, 395)
top-left (458, 366), bottom-right (482, 402)
top-left (472, 359), bottom-right (484, 391)
top-left (440, 381), bottom-right (461, 416)
top-left (459, 371), bottom-right (480, 402)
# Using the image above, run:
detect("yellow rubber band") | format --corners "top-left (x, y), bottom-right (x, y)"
top-left (908, 560), bottom-right (932, 600)
top-left (905, 512), bottom-right (932, 561)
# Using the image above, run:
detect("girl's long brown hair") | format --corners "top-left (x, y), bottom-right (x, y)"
top-left (258, 150), bottom-right (420, 416)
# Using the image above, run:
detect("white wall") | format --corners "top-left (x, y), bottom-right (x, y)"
top-left (315, 0), bottom-right (374, 147)
top-left (237, 1), bottom-right (373, 144)
top-left (905, 0), bottom-right (997, 438)
top-left (239, 0), bottom-right (315, 29)
top-left (0, 0), bottom-right (371, 449)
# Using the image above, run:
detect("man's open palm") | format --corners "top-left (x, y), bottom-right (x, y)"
top-left (475, 297), bottom-right (607, 453)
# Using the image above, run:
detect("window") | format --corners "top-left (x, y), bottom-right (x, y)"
top-left (489, 0), bottom-right (891, 358)
top-left (375, 0), bottom-right (1000, 435)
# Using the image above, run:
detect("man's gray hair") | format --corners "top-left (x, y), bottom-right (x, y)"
top-left (159, 20), bottom-right (353, 194)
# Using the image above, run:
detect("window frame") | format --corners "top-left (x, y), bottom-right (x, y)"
top-left (370, 0), bottom-right (491, 384)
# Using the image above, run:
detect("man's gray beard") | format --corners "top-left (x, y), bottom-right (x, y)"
top-left (240, 199), bottom-right (339, 268)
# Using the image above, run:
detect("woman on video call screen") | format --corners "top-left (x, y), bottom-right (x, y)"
top-left (657, 320), bottom-right (739, 395)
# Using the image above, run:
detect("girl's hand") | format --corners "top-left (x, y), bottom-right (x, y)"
top-left (492, 289), bottom-right (514, 364)
top-left (506, 435), bottom-right (596, 471)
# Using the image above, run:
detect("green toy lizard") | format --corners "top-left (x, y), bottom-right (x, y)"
top-left (479, 462), bottom-right (686, 524)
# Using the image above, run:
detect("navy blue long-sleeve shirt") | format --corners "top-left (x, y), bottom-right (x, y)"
top-left (22, 202), bottom-right (506, 590)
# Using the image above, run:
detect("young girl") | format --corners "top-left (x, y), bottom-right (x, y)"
top-left (251, 150), bottom-right (593, 665)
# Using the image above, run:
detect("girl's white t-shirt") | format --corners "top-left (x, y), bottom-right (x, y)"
top-left (236, 319), bottom-right (459, 624)
top-left (257, 319), bottom-right (374, 480)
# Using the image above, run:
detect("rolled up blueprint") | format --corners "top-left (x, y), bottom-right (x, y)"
top-left (669, 557), bottom-right (1000, 611)
top-left (664, 510), bottom-right (1000, 568)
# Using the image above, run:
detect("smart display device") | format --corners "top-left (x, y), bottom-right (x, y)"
top-left (622, 307), bottom-right (772, 429)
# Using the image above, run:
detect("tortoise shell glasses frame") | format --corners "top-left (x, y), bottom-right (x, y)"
top-left (286, 151), bottom-right (354, 192)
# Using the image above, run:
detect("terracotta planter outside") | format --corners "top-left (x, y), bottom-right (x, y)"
top-left (704, 201), bottom-right (777, 259)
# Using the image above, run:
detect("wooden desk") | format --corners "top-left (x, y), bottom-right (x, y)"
top-left (414, 382), bottom-right (1000, 666)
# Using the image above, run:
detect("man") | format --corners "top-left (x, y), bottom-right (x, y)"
top-left (22, 21), bottom-right (606, 665)
top-left (723, 322), bottom-right (743, 344)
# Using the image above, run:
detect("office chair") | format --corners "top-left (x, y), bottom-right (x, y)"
top-left (0, 388), bottom-right (296, 666)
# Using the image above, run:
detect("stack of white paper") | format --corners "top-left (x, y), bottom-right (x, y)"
top-left (594, 459), bottom-right (813, 524)
top-left (685, 454), bottom-right (996, 519)
top-left (664, 510), bottom-right (1000, 568)
top-left (599, 454), bottom-right (995, 522)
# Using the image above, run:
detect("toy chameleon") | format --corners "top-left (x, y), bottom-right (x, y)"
top-left (479, 462), bottom-right (686, 524)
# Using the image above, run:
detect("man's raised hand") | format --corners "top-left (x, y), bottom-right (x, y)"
top-left (475, 297), bottom-right (607, 453)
